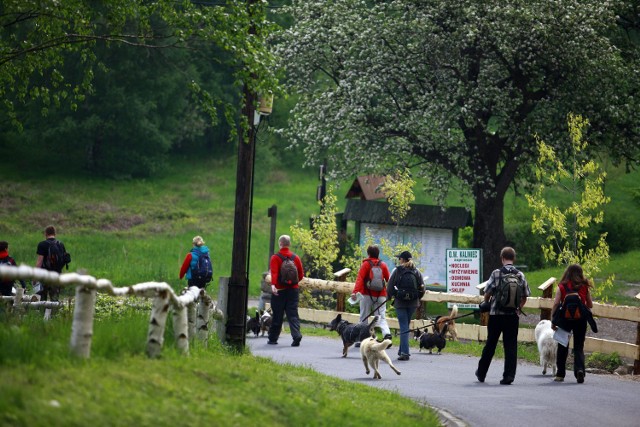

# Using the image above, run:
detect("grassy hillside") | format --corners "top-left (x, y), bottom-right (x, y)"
top-left (2, 150), bottom-right (640, 300)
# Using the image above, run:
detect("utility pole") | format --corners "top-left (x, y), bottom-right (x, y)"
top-left (226, 0), bottom-right (258, 351)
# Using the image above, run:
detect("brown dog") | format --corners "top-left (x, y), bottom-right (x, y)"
top-left (434, 304), bottom-right (458, 341)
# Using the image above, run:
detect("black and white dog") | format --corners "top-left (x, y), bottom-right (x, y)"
top-left (328, 314), bottom-right (379, 358)
top-left (246, 311), bottom-right (261, 337)
top-left (416, 322), bottom-right (449, 354)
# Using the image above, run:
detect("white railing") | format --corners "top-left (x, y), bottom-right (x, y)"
top-left (0, 265), bottom-right (224, 359)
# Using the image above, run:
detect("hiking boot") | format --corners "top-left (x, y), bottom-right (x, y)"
top-left (267, 340), bottom-right (278, 345)
top-left (291, 337), bottom-right (302, 347)
top-left (397, 354), bottom-right (410, 361)
top-left (553, 376), bottom-right (564, 382)
top-left (499, 378), bottom-right (513, 385)
top-left (576, 370), bottom-right (585, 384)
top-left (354, 342), bottom-right (361, 348)
top-left (475, 369), bottom-right (485, 383)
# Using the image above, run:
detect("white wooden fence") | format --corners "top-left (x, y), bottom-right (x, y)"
top-left (0, 265), bottom-right (224, 359)
top-left (293, 275), bottom-right (640, 374)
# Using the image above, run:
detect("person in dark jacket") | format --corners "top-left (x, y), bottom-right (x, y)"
top-left (268, 235), bottom-right (304, 347)
top-left (179, 235), bottom-right (211, 289)
top-left (475, 247), bottom-right (530, 385)
top-left (386, 251), bottom-right (425, 361)
top-left (35, 225), bottom-right (67, 301)
top-left (551, 263), bottom-right (593, 384)
top-left (0, 241), bottom-right (26, 296)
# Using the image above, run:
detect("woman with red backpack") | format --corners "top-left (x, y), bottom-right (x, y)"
top-left (551, 263), bottom-right (593, 384)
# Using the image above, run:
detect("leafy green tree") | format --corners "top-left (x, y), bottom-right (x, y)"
top-left (0, 0), bottom-right (280, 132)
top-left (380, 168), bottom-right (415, 224)
top-left (291, 187), bottom-right (340, 279)
top-left (276, 0), bottom-right (640, 278)
top-left (526, 114), bottom-right (614, 300)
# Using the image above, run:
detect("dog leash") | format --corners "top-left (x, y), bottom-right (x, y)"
top-left (399, 311), bottom-right (477, 336)
top-left (398, 307), bottom-right (528, 336)
top-left (361, 296), bottom-right (394, 322)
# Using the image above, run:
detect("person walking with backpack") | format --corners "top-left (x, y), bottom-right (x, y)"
top-left (0, 241), bottom-right (27, 296)
top-left (267, 234), bottom-right (304, 347)
top-left (386, 251), bottom-right (425, 361)
top-left (35, 225), bottom-right (70, 301)
top-left (475, 246), bottom-right (530, 385)
top-left (351, 245), bottom-right (392, 347)
top-left (179, 236), bottom-right (213, 289)
top-left (550, 263), bottom-right (593, 384)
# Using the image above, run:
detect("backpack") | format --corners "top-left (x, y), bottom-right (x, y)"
top-left (366, 260), bottom-right (385, 292)
top-left (277, 253), bottom-right (299, 286)
top-left (494, 266), bottom-right (522, 311)
top-left (191, 250), bottom-right (213, 283)
top-left (395, 268), bottom-right (420, 301)
top-left (44, 240), bottom-right (70, 272)
top-left (561, 283), bottom-right (585, 320)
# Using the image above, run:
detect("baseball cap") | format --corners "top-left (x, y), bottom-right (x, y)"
top-left (396, 251), bottom-right (412, 260)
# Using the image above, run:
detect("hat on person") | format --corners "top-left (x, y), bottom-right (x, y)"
top-left (396, 250), bottom-right (412, 260)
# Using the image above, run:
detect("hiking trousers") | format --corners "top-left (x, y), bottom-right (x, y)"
top-left (359, 295), bottom-right (390, 337)
top-left (556, 319), bottom-right (587, 379)
top-left (477, 314), bottom-right (519, 381)
top-left (268, 287), bottom-right (302, 343)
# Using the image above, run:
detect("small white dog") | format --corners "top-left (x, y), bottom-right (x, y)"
top-left (359, 337), bottom-right (402, 379)
top-left (535, 320), bottom-right (557, 376)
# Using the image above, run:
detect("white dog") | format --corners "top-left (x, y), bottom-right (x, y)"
top-left (359, 337), bottom-right (402, 379)
top-left (535, 320), bottom-right (557, 376)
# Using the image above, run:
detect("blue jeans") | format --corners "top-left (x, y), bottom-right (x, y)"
top-left (395, 306), bottom-right (416, 357)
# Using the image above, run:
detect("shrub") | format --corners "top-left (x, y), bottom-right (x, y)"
top-left (586, 352), bottom-right (624, 372)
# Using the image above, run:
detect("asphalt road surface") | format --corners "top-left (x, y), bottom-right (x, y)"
top-left (247, 334), bottom-right (640, 427)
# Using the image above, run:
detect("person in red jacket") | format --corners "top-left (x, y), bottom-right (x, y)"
top-left (267, 234), bottom-right (304, 347)
top-left (351, 245), bottom-right (392, 347)
top-left (0, 241), bottom-right (27, 296)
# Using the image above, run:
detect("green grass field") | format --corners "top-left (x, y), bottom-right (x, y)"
top-left (1, 151), bottom-right (639, 426)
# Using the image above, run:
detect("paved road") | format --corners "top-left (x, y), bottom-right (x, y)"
top-left (247, 334), bottom-right (640, 427)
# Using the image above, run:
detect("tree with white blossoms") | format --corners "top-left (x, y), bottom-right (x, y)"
top-left (526, 114), bottom-right (615, 300)
top-left (276, 0), bottom-right (640, 278)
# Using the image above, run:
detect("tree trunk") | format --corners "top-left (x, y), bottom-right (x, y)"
top-left (173, 305), bottom-right (189, 355)
top-left (473, 191), bottom-right (507, 281)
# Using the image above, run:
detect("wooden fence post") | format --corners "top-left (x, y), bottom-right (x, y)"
top-left (147, 289), bottom-right (170, 358)
top-left (334, 268), bottom-right (351, 312)
top-left (538, 278), bottom-right (556, 321)
top-left (173, 305), bottom-right (189, 355)
top-left (70, 285), bottom-right (97, 358)
top-left (197, 292), bottom-right (213, 345)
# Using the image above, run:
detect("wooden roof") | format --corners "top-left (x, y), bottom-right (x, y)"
top-left (343, 199), bottom-right (472, 229)
top-left (345, 175), bottom-right (387, 200)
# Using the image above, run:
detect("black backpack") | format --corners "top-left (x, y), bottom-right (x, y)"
top-left (44, 240), bottom-right (70, 272)
top-left (494, 266), bottom-right (522, 312)
top-left (277, 253), bottom-right (299, 286)
top-left (561, 283), bottom-right (585, 320)
top-left (191, 250), bottom-right (213, 283)
top-left (395, 268), bottom-right (420, 301)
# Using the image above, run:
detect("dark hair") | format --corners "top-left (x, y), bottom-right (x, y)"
top-left (500, 247), bottom-right (516, 261)
top-left (0, 241), bottom-right (7, 251)
top-left (367, 245), bottom-right (380, 258)
top-left (560, 263), bottom-right (591, 289)
top-left (45, 225), bottom-right (56, 236)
